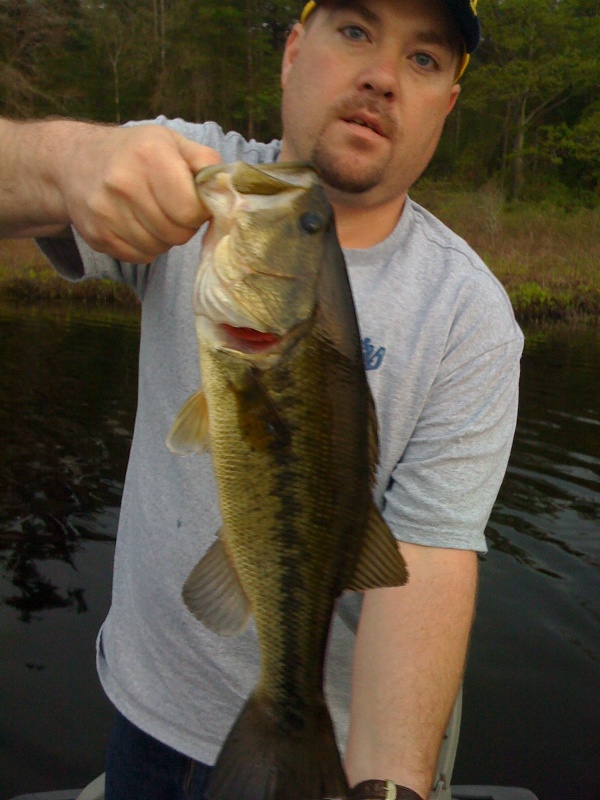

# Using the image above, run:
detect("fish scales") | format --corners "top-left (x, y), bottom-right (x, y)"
top-left (167, 161), bottom-right (408, 800)
top-left (201, 332), bottom-right (370, 723)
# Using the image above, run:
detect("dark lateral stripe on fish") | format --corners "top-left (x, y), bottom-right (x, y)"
top-left (272, 439), bottom-right (322, 728)
top-left (265, 354), bottom-right (337, 728)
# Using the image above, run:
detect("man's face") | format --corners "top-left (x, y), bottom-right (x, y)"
top-left (280, 0), bottom-right (461, 209)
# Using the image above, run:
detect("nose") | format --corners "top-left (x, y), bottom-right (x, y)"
top-left (357, 52), bottom-right (400, 100)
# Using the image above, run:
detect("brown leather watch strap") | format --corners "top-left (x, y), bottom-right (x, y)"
top-left (348, 779), bottom-right (424, 800)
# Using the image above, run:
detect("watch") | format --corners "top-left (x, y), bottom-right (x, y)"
top-left (348, 779), bottom-right (424, 800)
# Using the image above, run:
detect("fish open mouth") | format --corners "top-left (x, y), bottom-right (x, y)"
top-left (220, 323), bottom-right (281, 354)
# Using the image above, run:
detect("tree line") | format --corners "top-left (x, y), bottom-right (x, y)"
top-left (1, 0), bottom-right (598, 203)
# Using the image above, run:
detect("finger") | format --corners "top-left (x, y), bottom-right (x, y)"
top-left (78, 222), bottom-right (167, 263)
top-left (75, 198), bottom-right (178, 262)
top-left (115, 191), bottom-right (202, 252)
top-left (68, 125), bottom-right (221, 258)
top-left (143, 134), bottom-right (222, 229)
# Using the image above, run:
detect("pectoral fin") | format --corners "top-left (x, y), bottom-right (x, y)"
top-left (166, 389), bottom-right (210, 454)
top-left (182, 534), bottom-right (251, 636)
top-left (345, 503), bottom-right (408, 591)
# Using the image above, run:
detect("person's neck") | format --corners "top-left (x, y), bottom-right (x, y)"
top-left (328, 192), bottom-right (407, 249)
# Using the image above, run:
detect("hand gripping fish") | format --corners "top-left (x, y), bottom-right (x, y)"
top-left (167, 162), bottom-right (408, 800)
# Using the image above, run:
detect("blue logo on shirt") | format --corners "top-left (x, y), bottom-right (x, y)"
top-left (362, 338), bottom-right (386, 370)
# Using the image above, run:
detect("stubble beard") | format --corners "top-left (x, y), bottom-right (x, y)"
top-left (308, 99), bottom-right (396, 195)
top-left (309, 136), bottom-right (389, 195)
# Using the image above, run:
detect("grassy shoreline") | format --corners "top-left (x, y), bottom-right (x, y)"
top-left (0, 239), bottom-right (141, 311)
top-left (411, 183), bottom-right (600, 325)
top-left (1, 191), bottom-right (599, 326)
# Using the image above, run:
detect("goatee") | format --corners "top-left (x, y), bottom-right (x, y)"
top-left (311, 149), bottom-right (381, 194)
top-left (309, 95), bottom-right (396, 194)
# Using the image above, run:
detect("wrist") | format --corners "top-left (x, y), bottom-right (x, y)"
top-left (348, 779), bottom-right (425, 800)
top-left (9, 119), bottom-right (84, 236)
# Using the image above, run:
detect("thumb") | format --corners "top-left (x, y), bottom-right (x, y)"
top-left (173, 132), bottom-right (222, 176)
top-left (171, 133), bottom-right (222, 227)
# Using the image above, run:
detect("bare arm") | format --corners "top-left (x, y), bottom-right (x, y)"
top-left (0, 117), bottom-right (220, 262)
top-left (345, 542), bottom-right (478, 800)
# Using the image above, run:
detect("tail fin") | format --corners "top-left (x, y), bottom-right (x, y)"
top-left (206, 692), bottom-right (349, 800)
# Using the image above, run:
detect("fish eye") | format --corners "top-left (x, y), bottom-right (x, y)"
top-left (300, 212), bottom-right (323, 234)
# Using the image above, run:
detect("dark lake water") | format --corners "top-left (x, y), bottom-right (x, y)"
top-left (1, 305), bottom-right (599, 800)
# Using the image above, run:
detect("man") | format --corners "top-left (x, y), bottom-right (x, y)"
top-left (0, 1), bottom-right (523, 799)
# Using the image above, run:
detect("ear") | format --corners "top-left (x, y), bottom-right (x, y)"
top-left (281, 22), bottom-right (304, 89)
top-left (446, 83), bottom-right (461, 116)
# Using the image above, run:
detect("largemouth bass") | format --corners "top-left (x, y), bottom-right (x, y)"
top-left (167, 161), bottom-right (408, 800)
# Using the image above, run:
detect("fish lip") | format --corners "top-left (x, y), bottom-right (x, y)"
top-left (201, 317), bottom-right (312, 362)
top-left (342, 111), bottom-right (387, 138)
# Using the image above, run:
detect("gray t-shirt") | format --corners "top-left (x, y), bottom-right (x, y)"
top-left (38, 118), bottom-right (523, 764)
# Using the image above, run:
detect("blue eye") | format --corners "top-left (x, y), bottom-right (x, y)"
top-left (341, 24), bottom-right (368, 42)
top-left (415, 53), bottom-right (431, 67)
top-left (414, 52), bottom-right (437, 69)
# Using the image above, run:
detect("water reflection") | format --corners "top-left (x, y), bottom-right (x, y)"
top-left (489, 329), bottom-right (599, 570)
top-left (3, 519), bottom-right (88, 623)
top-left (0, 308), bottom-right (599, 799)
top-left (0, 306), bottom-right (138, 624)
top-left (455, 327), bottom-right (600, 799)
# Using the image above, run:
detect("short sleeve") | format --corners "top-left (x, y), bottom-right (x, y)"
top-left (383, 335), bottom-right (523, 553)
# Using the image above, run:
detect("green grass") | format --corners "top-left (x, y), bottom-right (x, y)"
top-left (2, 190), bottom-right (599, 325)
top-left (0, 239), bottom-right (139, 309)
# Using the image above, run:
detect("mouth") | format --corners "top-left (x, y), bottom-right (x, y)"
top-left (342, 113), bottom-right (386, 138)
top-left (219, 324), bottom-right (281, 354)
